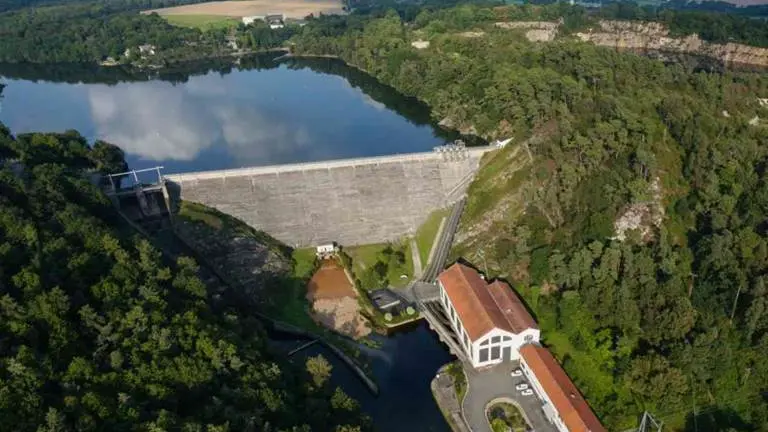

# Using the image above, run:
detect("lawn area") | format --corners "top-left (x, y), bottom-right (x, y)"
top-left (415, 207), bottom-right (450, 266)
top-left (178, 200), bottom-right (224, 229)
top-left (292, 247), bottom-right (318, 280)
top-left (163, 14), bottom-right (240, 30)
top-left (342, 242), bottom-right (414, 289)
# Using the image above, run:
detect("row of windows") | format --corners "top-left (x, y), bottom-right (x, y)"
top-left (441, 285), bottom-right (472, 354)
top-left (478, 345), bottom-right (513, 363)
top-left (479, 334), bottom-right (534, 346)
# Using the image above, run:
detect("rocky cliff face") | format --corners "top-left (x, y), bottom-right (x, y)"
top-left (576, 20), bottom-right (768, 68)
top-left (495, 21), bottom-right (560, 42)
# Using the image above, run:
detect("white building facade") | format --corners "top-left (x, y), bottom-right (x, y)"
top-left (437, 263), bottom-right (540, 369)
top-left (519, 351), bottom-right (567, 432)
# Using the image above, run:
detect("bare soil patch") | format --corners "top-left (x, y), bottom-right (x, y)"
top-left (306, 259), bottom-right (370, 338)
top-left (144, 0), bottom-right (344, 19)
top-left (312, 297), bottom-right (371, 338)
top-left (307, 259), bottom-right (356, 301)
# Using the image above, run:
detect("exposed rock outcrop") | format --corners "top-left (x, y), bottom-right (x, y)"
top-left (576, 20), bottom-right (768, 68)
top-left (613, 178), bottom-right (664, 242)
top-left (495, 21), bottom-right (559, 42)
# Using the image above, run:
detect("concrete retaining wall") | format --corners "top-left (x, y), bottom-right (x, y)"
top-left (165, 147), bottom-right (493, 247)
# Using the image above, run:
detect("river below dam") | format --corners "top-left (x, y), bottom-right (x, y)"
top-left (0, 54), bottom-right (457, 431)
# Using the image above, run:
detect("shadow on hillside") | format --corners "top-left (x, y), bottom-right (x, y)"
top-left (683, 407), bottom-right (754, 432)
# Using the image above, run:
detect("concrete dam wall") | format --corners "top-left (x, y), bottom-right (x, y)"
top-left (165, 146), bottom-right (494, 247)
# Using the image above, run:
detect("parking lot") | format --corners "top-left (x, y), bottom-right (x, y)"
top-left (462, 361), bottom-right (557, 432)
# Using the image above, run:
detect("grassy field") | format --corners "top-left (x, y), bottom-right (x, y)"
top-left (344, 242), bottom-right (414, 289)
top-left (164, 14), bottom-right (240, 30)
top-left (415, 207), bottom-right (450, 267)
top-left (292, 247), bottom-right (318, 280)
top-left (145, 0), bottom-right (343, 20)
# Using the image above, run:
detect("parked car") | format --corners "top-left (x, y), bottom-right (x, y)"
top-left (521, 389), bottom-right (534, 396)
top-left (515, 383), bottom-right (529, 391)
top-left (510, 369), bottom-right (523, 377)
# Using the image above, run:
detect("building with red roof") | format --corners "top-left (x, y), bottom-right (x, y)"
top-left (436, 262), bottom-right (606, 431)
top-left (520, 344), bottom-right (607, 432)
top-left (437, 262), bottom-right (539, 368)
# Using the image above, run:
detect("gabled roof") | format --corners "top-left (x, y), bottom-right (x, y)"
top-left (487, 280), bottom-right (538, 334)
top-left (437, 263), bottom-right (537, 342)
top-left (520, 344), bottom-right (606, 432)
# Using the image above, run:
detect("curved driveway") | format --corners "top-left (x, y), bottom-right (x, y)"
top-left (462, 362), bottom-right (557, 432)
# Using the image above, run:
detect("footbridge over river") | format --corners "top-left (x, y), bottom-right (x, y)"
top-left (165, 144), bottom-right (495, 247)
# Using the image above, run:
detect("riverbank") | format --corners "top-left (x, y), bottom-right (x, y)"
top-left (432, 363), bottom-right (470, 432)
top-left (103, 47), bottom-right (289, 70)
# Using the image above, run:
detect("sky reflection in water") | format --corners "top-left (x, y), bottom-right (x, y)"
top-left (0, 64), bottom-right (445, 173)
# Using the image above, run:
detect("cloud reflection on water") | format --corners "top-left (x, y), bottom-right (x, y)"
top-left (87, 79), bottom-right (312, 166)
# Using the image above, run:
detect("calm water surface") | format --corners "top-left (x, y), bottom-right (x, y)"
top-left (281, 323), bottom-right (454, 432)
top-left (0, 56), bottom-right (456, 430)
top-left (0, 56), bottom-right (454, 174)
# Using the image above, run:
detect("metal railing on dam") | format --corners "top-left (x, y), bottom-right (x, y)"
top-left (164, 145), bottom-right (496, 247)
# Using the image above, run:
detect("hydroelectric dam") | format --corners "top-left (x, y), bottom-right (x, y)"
top-left (164, 145), bottom-right (496, 247)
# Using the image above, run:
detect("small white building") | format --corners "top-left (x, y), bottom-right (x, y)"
top-left (437, 263), bottom-right (540, 368)
top-left (316, 243), bottom-right (337, 258)
top-left (265, 14), bottom-right (285, 29)
top-left (242, 15), bottom-right (264, 25)
top-left (138, 44), bottom-right (156, 56)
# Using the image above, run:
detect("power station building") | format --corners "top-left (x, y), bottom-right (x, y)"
top-left (437, 263), bottom-right (606, 432)
top-left (437, 263), bottom-right (539, 368)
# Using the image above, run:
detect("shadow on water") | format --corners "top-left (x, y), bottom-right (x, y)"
top-left (271, 321), bottom-right (455, 432)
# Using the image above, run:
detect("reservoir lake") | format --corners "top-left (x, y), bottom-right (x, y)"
top-left (0, 55), bottom-right (459, 174)
top-left (0, 55), bottom-right (458, 431)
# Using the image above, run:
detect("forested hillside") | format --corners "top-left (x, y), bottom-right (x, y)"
top-left (292, 6), bottom-right (768, 430)
top-left (0, 0), bottom-right (296, 64)
top-left (0, 116), bottom-right (367, 430)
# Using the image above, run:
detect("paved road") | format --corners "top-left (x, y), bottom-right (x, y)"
top-left (463, 362), bottom-right (557, 432)
top-left (422, 197), bottom-right (466, 282)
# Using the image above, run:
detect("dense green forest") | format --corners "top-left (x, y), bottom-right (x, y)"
top-left (1, 0), bottom-right (767, 64)
top-left (0, 0), bottom-right (296, 64)
top-left (292, 6), bottom-right (768, 430)
top-left (0, 4), bottom-right (220, 63)
top-left (0, 107), bottom-right (367, 430)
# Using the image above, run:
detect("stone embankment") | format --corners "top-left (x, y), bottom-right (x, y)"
top-left (576, 20), bottom-right (768, 68)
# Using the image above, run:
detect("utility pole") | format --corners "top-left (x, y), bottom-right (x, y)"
top-left (637, 411), bottom-right (664, 432)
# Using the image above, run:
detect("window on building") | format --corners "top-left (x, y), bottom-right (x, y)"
top-left (503, 336), bottom-right (512, 341)
top-left (524, 334), bottom-right (534, 343)
top-left (463, 333), bottom-right (469, 348)
top-left (491, 346), bottom-right (500, 360)
top-left (479, 348), bottom-right (489, 362)
top-left (480, 339), bottom-right (489, 346)
top-left (491, 336), bottom-right (500, 343)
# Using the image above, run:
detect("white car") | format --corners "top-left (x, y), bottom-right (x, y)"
top-left (515, 383), bottom-right (529, 391)
top-left (521, 389), bottom-right (534, 396)
top-left (510, 369), bottom-right (523, 377)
